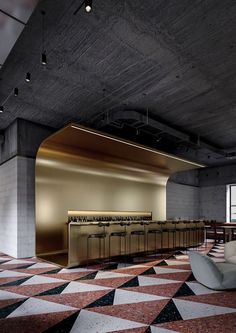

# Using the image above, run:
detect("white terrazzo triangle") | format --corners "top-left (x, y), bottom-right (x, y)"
top-left (0, 257), bottom-right (11, 261)
top-left (117, 263), bottom-right (147, 269)
top-left (27, 262), bottom-right (59, 269)
top-left (186, 282), bottom-right (220, 295)
top-left (21, 275), bottom-right (68, 285)
top-left (2, 259), bottom-right (35, 265)
top-left (0, 290), bottom-right (27, 300)
top-left (153, 267), bottom-right (190, 274)
top-left (61, 281), bottom-right (111, 294)
top-left (138, 276), bottom-right (180, 286)
top-left (173, 298), bottom-right (236, 320)
top-left (7, 297), bottom-right (76, 318)
top-left (151, 326), bottom-right (179, 333)
top-left (114, 289), bottom-right (168, 305)
top-left (0, 270), bottom-right (31, 278)
top-left (164, 260), bottom-right (189, 266)
top-left (59, 267), bottom-right (95, 273)
top-left (95, 271), bottom-right (132, 279)
top-left (70, 309), bottom-right (145, 333)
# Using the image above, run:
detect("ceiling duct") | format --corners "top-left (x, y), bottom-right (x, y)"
top-left (96, 109), bottom-right (235, 160)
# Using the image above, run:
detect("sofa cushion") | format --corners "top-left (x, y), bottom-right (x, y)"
top-left (189, 252), bottom-right (223, 289)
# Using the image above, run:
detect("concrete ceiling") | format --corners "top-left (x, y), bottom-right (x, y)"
top-left (0, 0), bottom-right (236, 165)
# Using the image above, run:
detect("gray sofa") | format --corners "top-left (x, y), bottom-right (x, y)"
top-left (189, 251), bottom-right (236, 290)
top-left (225, 240), bottom-right (236, 264)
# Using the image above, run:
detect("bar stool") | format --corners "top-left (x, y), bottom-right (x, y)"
top-left (108, 222), bottom-right (127, 258)
top-left (86, 222), bottom-right (108, 265)
top-left (147, 221), bottom-right (163, 253)
top-left (162, 221), bottom-right (176, 249)
top-left (129, 221), bottom-right (146, 254)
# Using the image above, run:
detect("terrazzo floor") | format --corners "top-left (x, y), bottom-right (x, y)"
top-left (0, 242), bottom-right (235, 333)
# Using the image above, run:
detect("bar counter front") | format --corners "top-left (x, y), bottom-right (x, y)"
top-left (68, 210), bottom-right (204, 267)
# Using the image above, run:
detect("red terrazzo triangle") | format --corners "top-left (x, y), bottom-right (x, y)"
top-left (0, 310), bottom-right (78, 333)
top-left (79, 276), bottom-right (134, 288)
top-left (0, 276), bottom-right (32, 286)
top-left (13, 268), bottom-right (58, 275)
top-left (113, 267), bottom-right (150, 275)
top-left (157, 312), bottom-right (236, 333)
top-left (0, 298), bottom-right (26, 310)
top-left (178, 292), bottom-right (236, 309)
top-left (42, 271), bottom-right (95, 281)
top-left (36, 289), bottom-right (113, 309)
top-left (124, 283), bottom-right (182, 297)
top-left (88, 299), bottom-right (169, 324)
top-left (164, 264), bottom-right (191, 270)
top-left (0, 264), bottom-right (34, 270)
top-left (2, 282), bottom-right (67, 297)
top-left (149, 271), bottom-right (192, 281)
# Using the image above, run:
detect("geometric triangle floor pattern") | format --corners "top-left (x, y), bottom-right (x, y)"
top-left (0, 244), bottom-right (236, 332)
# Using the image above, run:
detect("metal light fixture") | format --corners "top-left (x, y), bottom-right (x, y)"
top-left (0, 106), bottom-right (3, 113)
top-left (25, 72), bottom-right (31, 82)
top-left (14, 88), bottom-right (19, 96)
top-left (41, 52), bottom-right (47, 65)
top-left (41, 11), bottom-right (47, 65)
top-left (85, 0), bottom-right (92, 12)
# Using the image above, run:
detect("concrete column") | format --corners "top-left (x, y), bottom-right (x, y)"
top-left (0, 118), bottom-right (54, 257)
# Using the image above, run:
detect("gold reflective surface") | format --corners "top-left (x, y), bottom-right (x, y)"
top-left (36, 124), bottom-right (203, 265)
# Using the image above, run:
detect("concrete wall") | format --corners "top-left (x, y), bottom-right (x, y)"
top-left (166, 181), bottom-right (199, 220)
top-left (0, 119), bottom-right (54, 257)
top-left (0, 157), bottom-right (18, 257)
top-left (17, 157), bottom-right (36, 257)
top-left (166, 163), bottom-right (236, 222)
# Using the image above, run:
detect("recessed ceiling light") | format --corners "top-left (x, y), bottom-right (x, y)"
top-left (0, 106), bottom-right (3, 113)
top-left (25, 72), bottom-right (31, 82)
top-left (14, 88), bottom-right (19, 96)
top-left (41, 52), bottom-right (47, 65)
top-left (85, 0), bottom-right (92, 12)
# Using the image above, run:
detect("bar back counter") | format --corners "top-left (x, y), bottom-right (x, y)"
top-left (68, 210), bottom-right (205, 267)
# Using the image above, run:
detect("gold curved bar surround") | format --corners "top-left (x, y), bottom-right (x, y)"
top-left (36, 124), bottom-right (204, 266)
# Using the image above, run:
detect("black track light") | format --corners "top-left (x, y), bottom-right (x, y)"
top-left (85, 0), bottom-right (92, 13)
top-left (0, 106), bottom-right (3, 113)
top-left (41, 52), bottom-right (47, 65)
top-left (14, 88), bottom-right (19, 96)
top-left (25, 72), bottom-right (31, 82)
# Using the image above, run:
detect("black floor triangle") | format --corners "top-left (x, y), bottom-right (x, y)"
top-left (2, 276), bottom-right (32, 287)
top-left (43, 311), bottom-right (80, 333)
top-left (86, 290), bottom-right (115, 308)
top-left (155, 260), bottom-right (168, 266)
top-left (14, 263), bottom-right (35, 269)
top-left (144, 327), bottom-right (152, 333)
top-left (152, 299), bottom-right (183, 324)
top-left (141, 267), bottom-right (156, 275)
top-left (36, 282), bottom-right (70, 296)
top-left (102, 263), bottom-right (119, 270)
top-left (42, 268), bottom-right (62, 274)
top-left (119, 276), bottom-right (139, 288)
top-left (167, 255), bottom-right (176, 259)
top-left (0, 299), bottom-right (27, 318)
top-left (173, 282), bottom-right (195, 297)
top-left (186, 272), bottom-right (196, 282)
top-left (78, 271), bottom-right (97, 280)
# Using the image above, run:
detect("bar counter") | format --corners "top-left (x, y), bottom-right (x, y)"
top-left (67, 217), bottom-right (205, 267)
